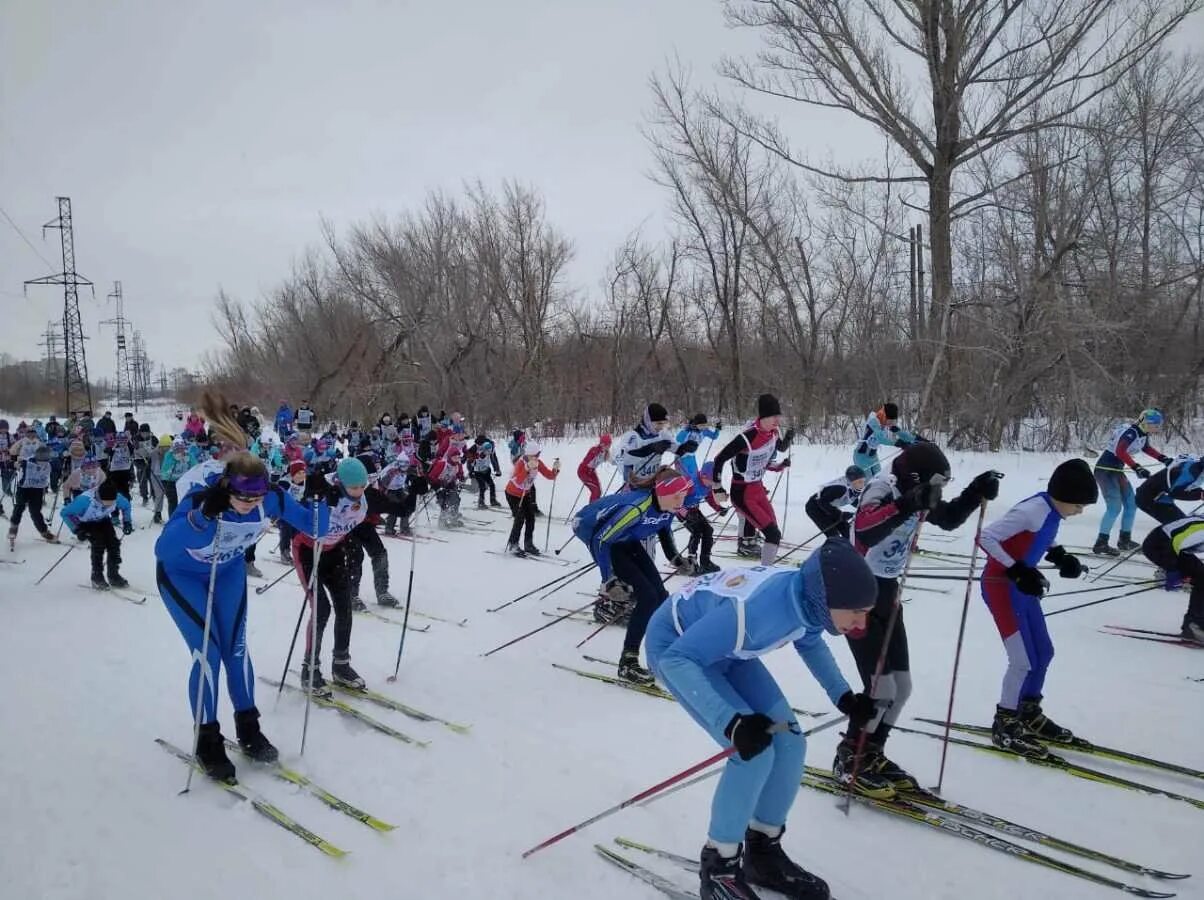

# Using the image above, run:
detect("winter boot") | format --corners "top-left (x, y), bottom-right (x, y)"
top-left (90, 569), bottom-right (109, 590)
top-left (1117, 531), bottom-right (1139, 552)
top-left (522, 540), bottom-right (542, 556)
top-left (863, 737), bottom-right (919, 792)
top-left (672, 554), bottom-right (698, 576)
top-left (106, 565), bottom-right (129, 590)
top-left (299, 662), bottom-right (331, 698)
top-left (153, 511), bottom-right (163, 525)
top-left (377, 590), bottom-right (400, 608)
top-left (991, 705), bottom-right (1049, 757)
top-left (1017, 697), bottom-right (1075, 743)
top-left (279, 547), bottom-right (292, 566)
top-left (331, 658), bottom-right (365, 691)
top-left (832, 738), bottom-right (896, 799)
top-left (351, 595), bottom-right (368, 613)
top-left (245, 562), bottom-right (264, 580)
top-left (506, 541), bottom-right (527, 558)
top-left (617, 649), bottom-right (655, 686)
top-left (234, 706), bottom-right (279, 763)
top-left (743, 826), bottom-right (830, 900)
top-left (698, 558), bottom-right (722, 574)
top-left (477, 499), bottom-right (487, 510)
top-left (1181, 620), bottom-right (1204, 645)
top-left (195, 721), bottom-right (237, 784)
top-left (1092, 535), bottom-right (1120, 557)
top-left (490, 497), bottom-right (503, 508)
top-left (40, 531), bottom-right (59, 544)
top-left (737, 537), bottom-right (761, 559)
top-left (700, 845), bottom-right (761, 900)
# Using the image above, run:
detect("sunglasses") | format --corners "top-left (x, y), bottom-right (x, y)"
top-left (230, 492), bottom-right (267, 505)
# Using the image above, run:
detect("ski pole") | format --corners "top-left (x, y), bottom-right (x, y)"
top-left (482, 592), bottom-right (597, 657)
top-left (841, 520), bottom-right (925, 815)
top-left (562, 483), bottom-right (586, 525)
top-left (543, 463), bottom-right (559, 553)
top-left (779, 454), bottom-right (792, 540)
top-left (553, 530), bottom-right (577, 555)
top-left (255, 565), bottom-right (293, 596)
top-left (933, 498), bottom-right (989, 794)
top-left (487, 561), bottom-right (596, 613)
top-left (772, 529), bottom-right (823, 566)
top-left (386, 524), bottom-right (419, 682)
top-left (182, 518), bottom-right (224, 794)
top-left (1045, 583), bottom-right (1163, 618)
top-left (1046, 578), bottom-right (1160, 598)
top-left (276, 503), bottom-right (320, 702)
top-left (34, 544), bottom-right (74, 585)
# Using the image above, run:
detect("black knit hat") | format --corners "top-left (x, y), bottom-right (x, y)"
top-left (892, 441), bottom-right (950, 486)
top-left (818, 538), bottom-right (877, 610)
top-left (97, 480), bottom-right (118, 501)
top-left (1048, 459), bottom-right (1098, 505)
top-left (756, 393), bottom-right (782, 419)
top-left (646, 403), bottom-right (668, 422)
top-left (690, 413), bottom-right (708, 426)
top-left (883, 402), bottom-right (899, 419)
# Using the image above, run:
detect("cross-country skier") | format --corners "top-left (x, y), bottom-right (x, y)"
top-left (155, 395), bottom-right (329, 782)
top-left (62, 479), bottom-right (132, 589)
top-left (274, 401), bottom-right (294, 435)
top-left (1093, 408), bottom-right (1171, 556)
top-left (0, 419), bottom-right (14, 517)
top-left (379, 439), bottom-right (421, 537)
top-left (576, 433), bottom-right (612, 503)
top-left (1142, 515), bottom-right (1204, 644)
top-left (571, 469), bottom-right (692, 684)
top-left (674, 413), bottom-right (721, 460)
top-left (852, 402), bottom-right (914, 476)
top-left (711, 394), bottom-right (793, 565)
top-left (7, 442), bottom-right (61, 549)
top-left (504, 442), bottom-right (559, 556)
top-left (804, 466), bottom-right (867, 539)
top-left (1135, 455), bottom-right (1203, 526)
top-left (614, 403), bottom-right (673, 489)
top-left (295, 401), bottom-right (316, 433)
top-left (676, 458), bottom-right (724, 575)
top-left (646, 539), bottom-right (877, 900)
top-left (468, 435), bottom-right (502, 508)
top-left (978, 459), bottom-right (1099, 755)
top-left (835, 442), bottom-right (1001, 795)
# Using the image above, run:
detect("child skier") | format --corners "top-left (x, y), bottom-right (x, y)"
top-left (647, 539), bottom-right (878, 900)
top-left (978, 459), bottom-right (1098, 754)
top-left (277, 460), bottom-right (310, 563)
top-left (1135, 455), bottom-right (1203, 525)
top-left (852, 402), bottom-right (915, 476)
top-left (7, 442), bottom-right (61, 549)
top-left (505, 442), bottom-right (560, 556)
top-left (804, 466), bottom-right (867, 539)
top-left (62, 479), bottom-right (133, 589)
top-left (1142, 516), bottom-right (1204, 644)
top-left (468, 436), bottom-right (502, 508)
top-left (577, 433), bottom-right (612, 503)
top-left (427, 446), bottom-right (467, 528)
top-left (614, 403), bottom-right (674, 488)
top-left (0, 419), bottom-right (13, 516)
top-left (379, 440), bottom-right (420, 537)
top-left (711, 394), bottom-right (794, 565)
top-left (1093, 408), bottom-right (1171, 556)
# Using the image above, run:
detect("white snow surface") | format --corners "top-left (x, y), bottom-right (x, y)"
top-left (1, 421), bottom-right (1200, 900)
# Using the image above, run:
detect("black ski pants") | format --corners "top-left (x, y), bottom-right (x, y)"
top-left (79, 518), bottom-right (121, 575)
top-left (9, 487), bottom-right (49, 534)
top-left (844, 576), bottom-right (911, 745)
top-left (473, 471), bottom-right (497, 504)
top-left (507, 491), bottom-right (536, 546)
top-left (1135, 478), bottom-right (1188, 526)
top-left (682, 508), bottom-right (714, 563)
top-left (349, 521), bottom-right (389, 599)
top-left (293, 538), bottom-right (355, 667)
top-left (610, 540), bottom-right (669, 654)
top-left (1142, 529), bottom-right (1204, 627)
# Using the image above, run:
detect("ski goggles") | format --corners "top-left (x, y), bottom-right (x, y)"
top-left (228, 474), bottom-right (269, 503)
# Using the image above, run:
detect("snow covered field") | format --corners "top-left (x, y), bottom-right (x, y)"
top-left (0, 419), bottom-right (1200, 900)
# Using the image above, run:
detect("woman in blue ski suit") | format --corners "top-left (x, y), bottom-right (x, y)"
top-left (646, 539), bottom-right (877, 900)
top-left (154, 401), bottom-right (329, 783)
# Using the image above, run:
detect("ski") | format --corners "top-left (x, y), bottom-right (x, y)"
top-left (382, 531), bottom-right (448, 544)
top-left (1105, 625), bottom-right (1198, 641)
top-left (594, 843), bottom-right (698, 900)
top-left (913, 718), bottom-right (1204, 783)
top-left (0, 558), bottom-right (25, 564)
top-left (353, 607), bottom-right (431, 632)
top-left (1102, 631), bottom-right (1202, 650)
top-left (542, 610), bottom-right (596, 624)
top-left (484, 549), bottom-right (573, 567)
top-left (799, 775), bottom-right (1175, 898)
top-left (224, 740), bottom-right (397, 832)
top-left (410, 608), bottom-right (468, 627)
top-left (326, 681), bottom-right (470, 734)
top-left (892, 725), bottom-right (1204, 812)
top-left (155, 738), bottom-right (348, 858)
top-left (552, 663), bottom-right (677, 701)
top-left (261, 676), bottom-right (429, 748)
top-left (77, 583), bottom-right (148, 604)
top-left (806, 766), bottom-right (1187, 879)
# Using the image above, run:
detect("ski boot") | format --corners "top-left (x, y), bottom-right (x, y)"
top-left (737, 537), bottom-right (762, 559)
top-left (1017, 697), bottom-right (1075, 743)
top-left (700, 845), bottom-right (761, 900)
top-left (7, 529), bottom-right (15, 552)
top-left (1163, 569), bottom-right (1185, 591)
top-left (351, 595), bottom-right (368, 613)
top-left (743, 826), bottom-right (830, 900)
top-left (383, 523), bottom-right (396, 537)
top-left (396, 519), bottom-right (412, 536)
top-left (279, 547), bottom-right (292, 566)
top-left (617, 649), bottom-right (655, 687)
top-left (234, 706), bottom-right (279, 763)
top-left (299, 662), bottom-right (332, 698)
top-left (477, 499), bottom-right (487, 510)
top-left (506, 541), bottom-right (527, 558)
top-left (991, 705), bottom-right (1049, 757)
top-left (90, 569), bottom-right (109, 590)
top-left (672, 554), bottom-right (699, 576)
top-left (107, 562), bottom-right (129, 590)
top-left (245, 562), bottom-right (264, 580)
top-left (1180, 619), bottom-right (1204, 645)
top-left (534, 506), bottom-right (544, 518)
top-left (863, 740), bottom-right (920, 792)
top-left (39, 530), bottom-right (59, 544)
top-left (1117, 531), bottom-right (1139, 552)
top-left (331, 658), bottom-right (365, 691)
top-left (698, 558), bottom-right (722, 574)
top-left (832, 738), bottom-right (896, 799)
top-left (377, 590), bottom-right (400, 608)
top-left (593, 594), bottom-right (633, 625)
top-left (153, 511), bottom-right (163, 525)
top-left (490, 497), bottom-right (502, 508)
top-left (1092, 536), bottom-right (1120, 557)
top-left (195, 721), bottom-right (237, 784)
top-left (522, 540), bottom-right (542, 557)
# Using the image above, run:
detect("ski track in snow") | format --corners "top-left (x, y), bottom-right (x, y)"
top-left (1, 405), bottom-right (1200, 899)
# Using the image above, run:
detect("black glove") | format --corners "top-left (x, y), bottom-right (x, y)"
top-left (836, 691), bottom-right (877, 730)
top-left (1006, 562), bottom-right (1049, 597)
top-left (889, 425), bottom-right (900, 434)
top-left (970, 471), bottom-right (1002, 501)
top-left (725, 712), bottom-right (775, 761)
top-left (778, 457), bottom-right (791, 468)
top-left (676, 440), bottom-right (699, 456)
top-left (199, 486), bottom-right (231, 520)
top-left (122, 521), bottom-right (133, 536)
top-left (1133, 466), bottom-right (1150, 480)
top-left (714, 421), bottom-right (723, 430)
top-left (1045, 545), bottom-right (1085, 579)
top-left (896, 482), bottom-right (942, 515)
top-left (649, 439), bottom-right (672, 454)
top-left (780, 428), bottom-right (795, 449)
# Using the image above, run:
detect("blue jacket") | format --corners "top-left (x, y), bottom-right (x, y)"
top-left (652, 555), bottom-right (850, 736)
top-left (275, 404), bottom-right (294, 432)
top-left (1162, 456), bottom-right (1204, 501)
top-left (572, 489), bottom-right (675, 580)
top-left (61, 490), bottom-right (133, 533)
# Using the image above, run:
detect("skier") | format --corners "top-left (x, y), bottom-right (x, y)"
top-left (577, 434), bottom-right (612, 503)
top-left (155, 399), bottom-right (329, 783)
top-left (134, 422), bottom-right (156, 504)
top-left (0, 419), bottom-right (13, 517)
top-left (647, 539), bottom-right (878, 900)
top-left (1135, 455), bottom-right (1204, 526)
top-left (505, 442), bottom-right (560, 555)
top-left (427, 446), bottom-right (467, 528)
top-left (571, 469), bottom-right (693, 684)
top-left (104, 432), bottom-right (137, 501)
top-left (295, 401), bottom-right (316, 433)
top-left (711, 394), bottom-right (793, 565)
top-left (614, 403), bottom-right (674, 489)
top-left (675, 413), bottom-right (722, 459)
top-left (64, 452), bottom-right (106, 502)
top-left (6, 442), bottom-right (61, 549)
top-left (1141, 515), bottom-right (1204, 644)
top-left (159, 438), bottom-right (190, 518)
top-left (675, 459), bottom-right (723, 575)
top-left (61, 479), bottom-right (133, 589)
top-left (277, 460), bottom-right (310, 563)
top-left (978, 459), bottom-right (1099, 755)
top-left (804, 466), bottom-right (867, 539)
top-left (852, 402), bottom-right (915, 476)
top-left (148, 435), bottom-right (171, 524)
top-left (468, 436), bottom-right (502, 508)
top-left (835, 442), bottom-right (1001, 795)
top-left (274, 401), bottom-right (294, 435)
top-left (1093, 408), bottom-right (1171, 556)
top-left (379, 440), bottom-right (420, 537)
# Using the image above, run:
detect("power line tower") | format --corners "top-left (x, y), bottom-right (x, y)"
top-left (158, 365), bottom-right (168, 396)
top-left (131, 330), bottom-right (150, 407)
top-left (100, 280), bottom-right (134, 408)
top-left (38, 320), bottom-right (62, 383)
top-left (24, 197), bottom-right (94, 415)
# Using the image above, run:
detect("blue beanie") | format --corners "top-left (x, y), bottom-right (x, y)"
top-left (337, 457), bottom-right (368, 488)
top-left (797, 538), bottom-right (877, 634)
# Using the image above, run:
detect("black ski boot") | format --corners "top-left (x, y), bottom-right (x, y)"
top-left (90, 569), bottom-right (109, 590)
top-left (107, 570), bottom-right (130, 590)
top-left (351, 595), bottom-right (368, 613)
top-left (331, 658), bottom-right (366, 690)
top-left (153, 511), bottom-right (162, 525)
top-left (1181, 619), bottom-right (1204, 645)
top-left (383, 523), bottom-right (396, 537)
top-left (737, 537), bottom-right (762, 559)
top-left (377, 590), bottom-right (400, 608)
top-left (863, 738), bottom-right (919, 792)
top-left (991, 705), bottom-right (1049, 757)
top-left (832, 738), bottom-right (896, 799)
top-left (299, 662), bottom-right (331, 698)
top-left (1117, 531), bottom-right (1139, 552)
top-left (617, 649), bottom-right (655, 686)
top-left (700, 845), bottom-right (761, 900)
top-left (1017, 697), bottom-right (1075, 743)
top-left (1092, 536), bottom-right (1120, 557)
top-left (234, 706), bottom-right (279, 763)
top-left (279, 547), bottom-right (292, 566)
top-left (522, 540), bottom-right (542, 557)
top-left (195, 721), bottom-right (237, 784)
top-left (698, 558), bottom-right (722, 574)
top-left (490, 497), bottom-right (502, 508)
top-left (743, 827), bottom-right (830, 900)
top-left (506, 541), bottom-right (527, 558)
top-left (396, 520), bottom-right (412, 536)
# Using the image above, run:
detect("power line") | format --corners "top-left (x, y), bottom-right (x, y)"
top-left (0, 204), bottom-right (56, 269)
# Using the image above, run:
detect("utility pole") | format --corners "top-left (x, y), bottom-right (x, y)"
top-left (101, 280), bottom-right (134, 408)
top-left (24, 197), bottom-right (94, 415)
top-left (38, 320), bottom-right (62, 383)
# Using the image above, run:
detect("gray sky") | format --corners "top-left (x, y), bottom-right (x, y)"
top-left (0, 0), bottom-right (768, 381)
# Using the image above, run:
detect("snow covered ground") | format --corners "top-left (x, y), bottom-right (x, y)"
top-left (0, 418), bottom-right (1200, 900)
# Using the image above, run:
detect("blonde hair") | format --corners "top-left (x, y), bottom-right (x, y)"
top-left (199, 392), bottom-right (266, 482)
